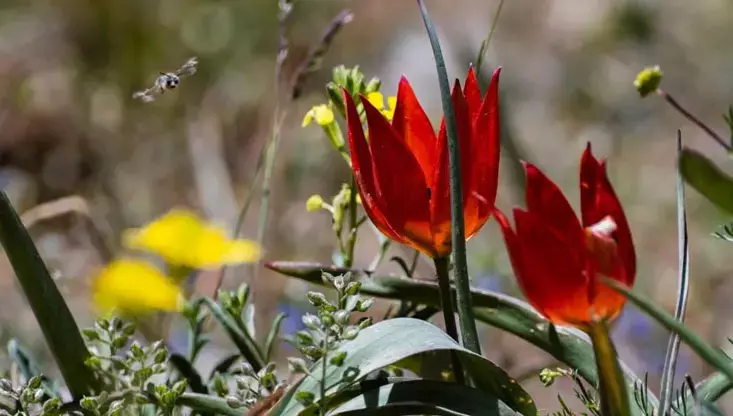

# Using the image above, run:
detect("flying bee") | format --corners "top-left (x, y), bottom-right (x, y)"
top-left (132, 57), bottom-right (199, 102)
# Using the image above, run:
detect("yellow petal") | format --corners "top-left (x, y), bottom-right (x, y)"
top-left (222, 240), bottom-right (262, 264)
top-left (123, 208), bottom-right (262, 269)
top-left (93, 259), bottom-right (183, 315)
top-left (366, 92), bottom-right (384, 109)
top-left (387, 96), bottom-right (397, 111)
top-left (302, 110), bottom-right (314, 127)
top-left (312, 105), bottom-right (334, 126)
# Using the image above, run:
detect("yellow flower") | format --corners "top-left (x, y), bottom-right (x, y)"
top-left (306, 194), bottom-right (325, 212)
top-left (93, 259), bottom-right (184, 314)
top-left (302, 104), bottom-right (335, 127)
top-left (123, 209), bottom-right (262, 269)
top-left (366, 92), bottom-right (397, 121)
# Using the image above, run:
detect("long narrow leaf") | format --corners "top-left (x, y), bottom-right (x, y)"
top-left (199, 298), bottom-right (265, 371)
top-left (605, 279), bottom-right (733, 384)
top-left (0, 191), bottom-right (98, 398)
top-left (176, 393), bottom-right (240, 416)
top-left (331, 379), bottom-right (520, 416)
top-left (264, 312), bottom-right (286, 362)
top-left (169, 354), bottom-right (207, 394)
top-left (660, 130), bottom-right (691, 414)
top-left (679, 147), bottom-right (733, 214)
top-left (416, 0), bottom-right (482, 356)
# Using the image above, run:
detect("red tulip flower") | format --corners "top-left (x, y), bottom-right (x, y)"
top-left (495, 144), bottom-right (635, 326)
top-left (344, 67), bottom-right (501, 258)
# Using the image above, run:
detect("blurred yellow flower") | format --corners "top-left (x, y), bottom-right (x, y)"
top-left (93, 259), bottom-right (183, 314)
top-left (123, 209), bottom-right (262, 269)
top-left (366, 92), bottom-right (397, 121)
top-left (302, 104), bottom-right (335, 127)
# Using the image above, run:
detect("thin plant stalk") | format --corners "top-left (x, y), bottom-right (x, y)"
top-left (433, 257), bottom-right (465, 385)
top-left (343, 176), bottom-right (359, 268)
top-left (659, 130), bottom-right (691, 415)
top-left (417, 0), bottom-right (482, 355)
top-left (657, 89), bottom-right (731, 151)
top-left (475, 0), bottom-right (505, 73)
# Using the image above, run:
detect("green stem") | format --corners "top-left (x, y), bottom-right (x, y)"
top-left (658, 89), bottom-right (731, 151)
top-left (433, 257), bottom-right (465, 385)
top-left (319, 331), bottom-right (329, 416)
top-left (475, 0), bottom-right (505, 72)
top-left (343, 177), bottom-right (359, 268)
top-left (417, 0), bottom-right (482, 355)
top-left (212, 143), bottom-right (267, 298)
top-left (587, 320), bottom-right (631, 416)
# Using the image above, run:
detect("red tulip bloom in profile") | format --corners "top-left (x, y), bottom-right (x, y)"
top-left (495, 144), bottom-right (635, 327)
top-left (344, 67), bottom-right (501, 258)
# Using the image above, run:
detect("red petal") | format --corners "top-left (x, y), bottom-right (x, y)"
top-left (463, 66), bottom-right (482, 121)
top-left (362, 95), bottom-right (434, 254)
top-left (343, 89), bottom-right (405, 244)
top-left (579, 143), bottom-right (635, 284)
top-left (524, 162), bottom-right (584, 247)
top-left (391, 76), bottom-right (437, 180)
top-left (465, 67), bottom-right (501, 238)
top-left (428, 81), bottom-right (472, 255)
top-left (513, 209), bottom-right (591, 324)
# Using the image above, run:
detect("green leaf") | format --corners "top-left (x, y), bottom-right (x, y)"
top-left (169, 353), bottom-right (207, 394)
top-left (605, 279), bottom-right (733, 384)
top-left (266, 261), bottom-right (657, 415)
top-left (694, 372), bottom-right (731, 406)
top-left (417, 0), bottom-right (482, 357)
top-left (209, 353), bottom-right (241, 380)
top-left (198, 298), bottom-right (265, 372)
top-left (588, 321), bottom-right (630, 416)
top-left (8, 339), bottom-right (58, 398)
top-left (0, 191), bottom-right (98, 398)
top-left (268, 318), bottom-right (535, 416)
top-left (176, 393), bottom-right (240, 416)
top-left (331, 379), bottom-right (520, 416)
top-left (265, 312), bottom-right (286, 362)
top-left (679, 147), bottom-right (733, 214)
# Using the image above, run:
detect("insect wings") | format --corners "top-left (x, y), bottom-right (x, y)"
top-left (133, 57), bottom-right (199, 102)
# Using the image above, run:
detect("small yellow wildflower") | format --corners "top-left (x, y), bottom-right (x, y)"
top-left (306, 194), bottom-right (326, 212)
top-left (93, 259), bottom-right (184, 314)
top-left (123, 209), bottom-right (262, 269)
top-left (302, 104), bottom-right (335, 127)
top-left (366, 92), bottom-right (397, 121)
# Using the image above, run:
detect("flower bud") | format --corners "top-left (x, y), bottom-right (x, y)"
top-left (634, 65), bottom-right (663, 97)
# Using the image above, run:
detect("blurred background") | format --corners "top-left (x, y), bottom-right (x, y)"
top-left (1, 0), bottom-right (732, 412)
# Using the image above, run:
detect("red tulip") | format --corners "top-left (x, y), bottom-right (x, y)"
top-left (344, 67), bottom-right (501, 258)
top-left (495, 144), bottom-right (635, 326)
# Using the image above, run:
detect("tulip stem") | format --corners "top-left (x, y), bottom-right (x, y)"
top-left (418, 0), bottom-right (483, 356)
top-left (433, 257), bottom-right (465, 385)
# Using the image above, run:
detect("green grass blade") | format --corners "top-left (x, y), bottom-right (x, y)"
top-left (0, 191), bottom-right (98, 398)
top-left (264, 312), bottom-right (286, 362)
top-left (416, 0), bottom-right (482, 356)
top-left (605, 279), bottom-right (733, 384)
top-left (199, 298), bottom-right (265, 371)
top-left (659, 130), bottom-right (691, 415)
